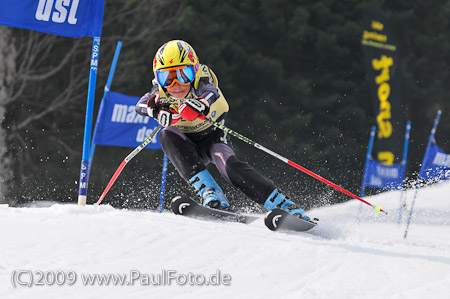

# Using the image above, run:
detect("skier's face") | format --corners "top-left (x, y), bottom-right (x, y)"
top-left (166, 82), bottom-right (190, 99)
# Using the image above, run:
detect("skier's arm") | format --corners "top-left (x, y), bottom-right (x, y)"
top-left (135, 83), bottom-right (180, 127)
top-left (135, 81), bottom-right (159, 117)
top-left (195, 76), bottom-right (220, 106)
top-left (177, 74), bottom-right (220, 121)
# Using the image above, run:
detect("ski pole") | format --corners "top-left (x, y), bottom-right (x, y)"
top-left (203, 117), bottom-right (387, 214)
top-left (97, 125), bottom-right (163, 205)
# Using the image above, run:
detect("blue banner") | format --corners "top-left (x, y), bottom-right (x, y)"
top-left (363, 160), bottom-right (405, 189)
top-left (0, 0), bottom-right (104, 38)
top-left (419, 143), bottom-right (450, 181)
top-left (92, 91), bottom-right (161, 149)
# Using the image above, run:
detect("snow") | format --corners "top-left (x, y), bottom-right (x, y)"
top-left (1, 182), bottom-right (450, 299)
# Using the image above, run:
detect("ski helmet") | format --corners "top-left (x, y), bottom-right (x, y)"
top-left (153, 40), bottom-right (199, 75)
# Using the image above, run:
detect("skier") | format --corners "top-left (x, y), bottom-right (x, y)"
top-left (135, 40), bottom-right (309, 221)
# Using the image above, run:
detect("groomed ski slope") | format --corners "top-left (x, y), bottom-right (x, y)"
top-left (1, 182), bottom-right (450, 299)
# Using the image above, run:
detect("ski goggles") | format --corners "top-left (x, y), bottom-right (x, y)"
top-left (155, 65), bottom-right (197, 88)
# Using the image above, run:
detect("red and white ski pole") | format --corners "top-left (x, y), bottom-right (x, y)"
top-left (97, 125), bottom-right (163, 205)
top-left (203, 117), bottom-right (387, 214)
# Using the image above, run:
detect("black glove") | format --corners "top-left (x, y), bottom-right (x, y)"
top-left (145, 93), bottom-right (180, 127)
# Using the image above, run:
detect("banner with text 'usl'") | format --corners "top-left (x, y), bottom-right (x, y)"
top-left (0, 0), bottom-right (104, 38)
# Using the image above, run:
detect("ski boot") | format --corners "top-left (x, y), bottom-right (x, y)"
top-left (189, 169), bottom-right (230, 209)
top-left (264, 189), bottom-right (310, 221)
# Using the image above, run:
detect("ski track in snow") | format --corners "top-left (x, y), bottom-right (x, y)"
top-left (1, 182), bottom-right (450, 299)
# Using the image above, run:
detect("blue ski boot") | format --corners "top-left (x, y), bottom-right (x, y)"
top-left (264, 189), bottom-right (310, 221)
top-left (189, 169), bottom-right (230, 209)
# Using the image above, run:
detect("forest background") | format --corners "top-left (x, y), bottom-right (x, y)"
top-left (0, 0), bottom-right (449, 211)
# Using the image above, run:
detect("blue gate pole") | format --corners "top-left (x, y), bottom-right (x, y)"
top-left (88, 41), bottom-right (123, 178)
top-left (358, 126), bottom-right (376, 219)
top-left (404, 110), bottom-right (442, 238)
top-left (159, 153), bottom-right (169, 213)
top-left (360, 126), bottom-right (377, 198)
top-left (78, 37), bottom-right (101, 206)
top-left (397, 120), bottom-right (411, 224)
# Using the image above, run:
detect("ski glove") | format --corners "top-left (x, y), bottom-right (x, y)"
top-left (145, 93), bottom-right (181, 127)
top-left (178, 97), bottom-right (210, 121)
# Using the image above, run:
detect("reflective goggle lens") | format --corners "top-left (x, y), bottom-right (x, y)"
top-left (156, 65), bottom-right (196, 87)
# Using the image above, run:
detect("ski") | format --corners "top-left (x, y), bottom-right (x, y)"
top-left (264, 209), bottom-right (318, 232)
top-left (170, 196), bottom-right (259, 224)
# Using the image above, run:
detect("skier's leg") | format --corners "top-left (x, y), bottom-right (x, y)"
top-left (159, 126), bottom-right (205, 179)
top-left (211, 143), bottom-right (274, 203)
top-left (160, 126), bottom-right (229, 208)
top-left (210, 143), bottom-right (309, 220)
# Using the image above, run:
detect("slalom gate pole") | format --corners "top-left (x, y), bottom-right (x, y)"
top-left (78, 37), bottom-right (101, 206)
top-left (397, 120), bottom-right (411, 225)
top-left (358, 126), bottom-right (376, 220)
top-left (88, 41), bottom-right (123, 179)
top-left (360, 126), bottom-right (376, 199)
top-left (97, 125), bottom-right (163, 205)
top-left (203, 117), bottom-right (387, 214)
top-left (404, 110), bottom-right (442, 238)
top-left (158, 153), bottom-right (169, 213)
